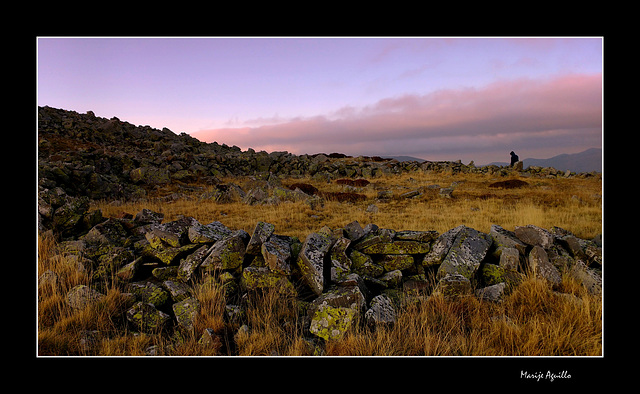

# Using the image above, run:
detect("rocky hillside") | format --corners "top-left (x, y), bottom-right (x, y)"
top-left (37, 106), bottom-right (600, 201)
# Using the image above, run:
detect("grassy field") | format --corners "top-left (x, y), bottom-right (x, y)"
top-left (37, 171), bottom-right (603, 356)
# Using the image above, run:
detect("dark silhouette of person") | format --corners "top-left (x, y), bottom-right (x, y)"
top-left (510, 151), bottom-right (519, 167)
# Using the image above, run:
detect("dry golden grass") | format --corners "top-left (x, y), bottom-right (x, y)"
top-left (38, 171), bottom-right (602, 356)
top-left (95, 171), bottom-right (602, 240)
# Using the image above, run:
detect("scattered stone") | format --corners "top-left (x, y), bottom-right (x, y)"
top-left (309, 303), bottom-right (356, 341)
top-left (432, 273), bottom-right (472, 299)
top-left (66, 285), bottom-right (105, 310)
top-left (528, 246), bottom-right (562, 285)
top-left (297, 232), bottom-right (333, 296)
top-left (172, 297), bottom-right (201, 332)
top-left (365, 294), bottom-right (397, 326)
top-left (126, 302), bottom-right (171, 332)
top-left (475, 282), bottom-right (507, 302)
top-left (437, 226), bottom-right (492, 280)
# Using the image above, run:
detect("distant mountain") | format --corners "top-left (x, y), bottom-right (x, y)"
top-left (485, 148), bottom-right (602, 173)
top-left (384, 155), bottom-right (426, 162)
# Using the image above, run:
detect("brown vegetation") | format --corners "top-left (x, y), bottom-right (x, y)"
top-left (38, 171), bottom-right (602, 356)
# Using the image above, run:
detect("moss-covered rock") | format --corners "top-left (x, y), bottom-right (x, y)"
top-left (349, 249), bottom-right (383, 277)
top-left (240, 266), bottom-right (297, 296)
top-left (201, 233), bottom-right (246, 271)
top-left (297, 232), bottom-right (333, 296)
top-left (127, 281), bottom-right (171, 308)
top-left (437, 226), bottom-right (492, 280)
top-left (309, 303), bottom-right (356, 341)
top-left (480, 263), bottom-right (506, 287)
top-left (378, 254), bottom-right (414, 271)
top-left (246, 221), bottom-right (275, 255)
top-left (172, 297), bottom-right (201, 332)
top-left (432, 273), bottom-right (472, 299)
top-left (126, 302), bottom-right (171, 332)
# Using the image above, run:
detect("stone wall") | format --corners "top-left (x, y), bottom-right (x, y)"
top-left (39, 193), bottom-right (602, 345)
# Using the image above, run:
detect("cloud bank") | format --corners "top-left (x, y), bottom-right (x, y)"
top-left (191, 73), bottom-right (602, 164)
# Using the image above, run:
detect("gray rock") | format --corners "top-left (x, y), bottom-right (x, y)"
top-left (432, 273), bottom-right (472, 299)
top-left (489, 224), bottom-right (527, 257)
top-left (163, 280), bottom-right (192, 303)
top-left (177, 244), bottom-right (210, 282)
top-left (515, 225), bottom-right (555, 248)
top-left (246, 221), bottom-right (275, 255)
top-left (261, 234), bottom-right (292, 275)
top-left (528, 246), bottom-right (562, 285)
top-left (127, 281), bottom-right (171, 308)
top-left (297, 232), bottom-right (333, 295)
top-left (66, 285), bottom-right (105, 310)
top-left (201, 233), bottom-right (247, 271)
top-left (421, 225), bottom-right (465, 267)
top-left (365, 294), bottom-right (397, 326)
top-left (126, 302), bottom-right (171, 332)
top-left (570, 260), bottom-right (602, 294)
top-left (499, 247), bottom-right (522, 272)
top-left (240, 266), bottom-right (297, 296)
top-left (475, 282), bottom-right (507, 302)
top-left (437, 226), bottom-right (492, 280)
top-left (188, 221), bottom-right (232, 244)
top-left (329, 237), bottom-right (352, 282)
top-left (309, 303), bottom-right (356, 341)
top-left (172, 297), bottom-right (201, 332)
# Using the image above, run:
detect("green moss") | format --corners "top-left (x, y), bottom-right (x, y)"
top-left (309, 304), bottom-right (356, 341)
top-left (361, 241), bottom-right (430, 255)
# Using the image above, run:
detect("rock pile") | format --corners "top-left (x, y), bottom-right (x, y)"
top-left (38, 106), bottom-right (601, 201)
top-left (39, 193), bottom-right (602, 346)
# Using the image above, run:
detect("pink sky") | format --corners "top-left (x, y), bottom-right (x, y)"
top-left (38, 37), bottom-right (603, 164)
top-left (191, 72), bottom-right (601, 164)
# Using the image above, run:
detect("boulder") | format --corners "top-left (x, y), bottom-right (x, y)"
top-left (172, 297), bottom-right (201, 332)
top-left (163, 280), bottom-right (192, 303)
top-left (130, 166), bottom-right (170, 185)
top-left (364, 294), bottom-right (397, 326)
top-left (489, 224), bottom-right (527, 257)
top-left (201, 232), bottom-right (247, 271)
top-left (349, 249), bottom-right (384, 277)
top-left (127, 281), bottom-right (171, 308)
top-left (309, 285), bottom-right (366, 314)
top-left (261, 235), bottom-right (292, 275)
top-left (297, 232), bottom-right (333, 295)
top-left (394, 230), bottom-right (439, 243)
top-left (528, 246), bottom-right (562, 285)
top-left (246, 221), bottom-right (275, 255)
top-left (66, 285), bottom-right (105, 310)
top-left (498, 247), bottom-right (522, 272)
top-left (177, 244), bottom-right (211, 282)
top-left (515, 225), bottom-right (555, 248)
top-left (329, 237), bottom-right (352, 282)
top-left (378, 254), bottom-right (414, 271)
top-left (432, 273), bottom-right (472, 299)
top-left (240, 266), bottom-right (297, 296)
top-left (421, 225), bottom-right (465, 267)
top-left (570, 260), bottom-right (602, 295)
top-left (437, 226), bottom-right (492, 280)
top-left (309, 303), bottom-right (356, 341)
top-left (126, 302), bottom-right (172, 332)
top-left (134, 208), bottom-right (164, 225)
top-left (475, 282), bottom-right (507, 302)
top-left (188, 221), bottom-right (232, 244)
top-left (360, 240), bottom-right (430, 255)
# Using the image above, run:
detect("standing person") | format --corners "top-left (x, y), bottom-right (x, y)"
top-left (510, 151), bottom-right (519, 167)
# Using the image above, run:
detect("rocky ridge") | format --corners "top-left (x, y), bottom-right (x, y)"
top-left (39, 190), bottom-right (602, 352)
top-left (38, 106), bottom-right (600, 201)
